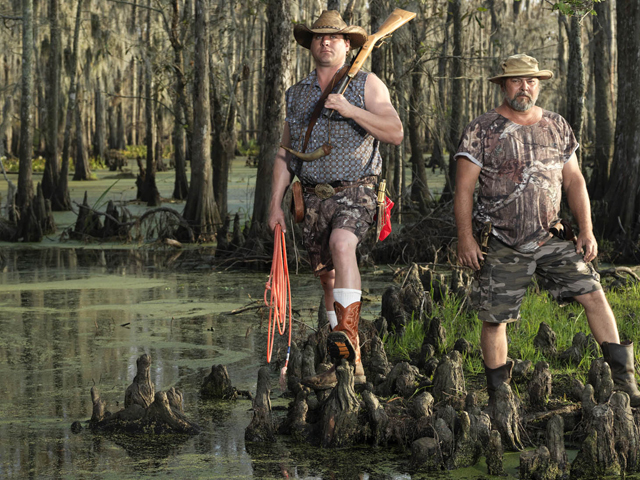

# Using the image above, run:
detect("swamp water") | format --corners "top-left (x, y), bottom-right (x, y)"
top-left (0, 246), bottom-right (524, 479)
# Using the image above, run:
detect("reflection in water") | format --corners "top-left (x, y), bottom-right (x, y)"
top-left (0, 247), bottom-right (495, 479)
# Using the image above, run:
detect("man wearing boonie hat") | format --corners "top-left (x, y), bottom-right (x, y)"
top-left (454, 53), bottom-right (640, 411)
top-left (268, 10), bottom-right (403, 389)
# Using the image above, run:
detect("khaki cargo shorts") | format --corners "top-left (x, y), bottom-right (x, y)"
top-left (473, 236), bottom-right (602, 324)
top-left (302, 182), bottom-right (377, 277)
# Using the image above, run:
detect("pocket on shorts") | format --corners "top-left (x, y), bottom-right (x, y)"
top-left (473, 264), bottom-right (495, 310)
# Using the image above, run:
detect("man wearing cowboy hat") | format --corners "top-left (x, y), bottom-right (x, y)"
top-left (454, 53), bottom-right (640, 411)
top-left (268, 10), bottom-right (403, 389)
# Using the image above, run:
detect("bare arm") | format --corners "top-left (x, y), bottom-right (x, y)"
top-left (562, 153), bottom-right (597, 262)
top-left (324, 73), bottom-right (403, 146)
top-left (454, 157), bottom-right (483, 270)
top-left (268, 123), bottom-right (294, 233)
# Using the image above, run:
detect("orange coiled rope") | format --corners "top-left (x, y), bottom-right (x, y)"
top-left (264, 224), bottom-right (292, 385)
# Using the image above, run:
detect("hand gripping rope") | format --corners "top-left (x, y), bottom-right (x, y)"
top-left (264, 224), bottom-right (292, 390)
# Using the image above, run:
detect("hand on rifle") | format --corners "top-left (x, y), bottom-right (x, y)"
top-left (325, 93), bottom-right (355, 118)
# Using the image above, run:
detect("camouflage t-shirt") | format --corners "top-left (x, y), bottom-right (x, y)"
top-left (455, 109), bottom-right (579, 253)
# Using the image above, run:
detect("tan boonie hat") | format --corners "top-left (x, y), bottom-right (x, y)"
top-left (489, 53), bottom-right (554, 84)
top-left (294, 10), bottom-right (368, 50)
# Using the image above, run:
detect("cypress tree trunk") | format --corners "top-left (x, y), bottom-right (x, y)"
top-left (603, 0), bottom-right (640, 240)
top-left (369, 0), bottom-right (389, 182)
top-left (56, 0), bottom-right (83, 211)
top-left (116, 101), bottom-right (127, 151)
top-left (431, 1), bottom-right (452, 178)
top-left (108, 104), bottom-right (117, 150)
top-left (72, 85), bottom-right (92, 181)
top-left (130, 59), bottom-right (138, 146)
top-left (249, 0), bottom-right (291, 232)
top-left (42, 0), bottom-right (61, 201)
top-left (170, 0), bottom-right (188, 200)
top-left (155, 106), bottom-right (165, 172)
top-left (33, 0), bottom-right (45, 156)
top-left (182, 0), bottom-right (221, 240)
top-left (441, 0), bottom-right (461, 202)
top-left (210, 67), bottom-right (238, 219)
top-left (141, 1), bottom-right (160, 206)
top-left (17, 0), bottom-right (35, 213)
top-left (409, 18), bottom-right (430, 212)
top-left (566, 16), bottom-right (585, 168)
top-left (590, 0), bottom-right (614, 199)
top-left (94, 77), bottom-right (106, 163)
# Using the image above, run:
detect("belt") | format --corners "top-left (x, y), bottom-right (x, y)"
top-left (303, 176), bottom-right (377, 199)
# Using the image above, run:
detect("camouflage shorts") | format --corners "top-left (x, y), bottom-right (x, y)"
top-left (302, 181), bottom-right (377, 276)
top-left (473, 236), bottom-right (602, 324)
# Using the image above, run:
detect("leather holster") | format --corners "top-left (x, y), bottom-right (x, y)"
top-left (290, 181), bottom-right (305, 223)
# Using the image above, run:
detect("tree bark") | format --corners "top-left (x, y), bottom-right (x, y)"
top-left (114, 69), bottom-right (127, 151)
top-left (565, 16), bottom-right (585, 168)
top-left (590, 0), bottom-right (614, 200)
top-left (182, 0), bottom-right (221, 241)
top-left (42, 0), bottom-right (61, 202)
top-left (441, 0), bottom-right (461, 201)
top-left (94, 77), bottom-right (106, 163)
top-left (603, 0), bottom-right (640, 239)
top-left (56, 0), bottom-right (83, 211)
top-left (327, 0), bottom-right (339, 10)
top-left (17, 0), bottom-right (35, 213)
top-left (369, 0), bottom-right (390, 183)
top-left (249, 0), bottom-right (291, 232)
top-left (33, 0), bottom-right (45, 156)
top-left (409, 17), bottom-right (430, 212)
top-left (210, 63), bottom-right (237, 219)
top-left (170, 0), bottom-right (189, 200)
top-left (72, 85), bottom-right (92, 180)
top-left (141, 1), bottom-right (160, 206)
top-left (431, 1), bottom-right (452, 179)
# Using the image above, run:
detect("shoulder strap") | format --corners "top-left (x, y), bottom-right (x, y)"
top-left (301, 65), bottom-right (350, 153)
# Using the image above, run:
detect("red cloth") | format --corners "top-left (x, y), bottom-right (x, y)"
top-left (379, 196), bottom-right (394, 241)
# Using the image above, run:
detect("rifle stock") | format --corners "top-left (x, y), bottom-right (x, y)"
top-left (328, 8), bottom-right (416, 115)
top-left (348, 9), bottom-right (417, 77)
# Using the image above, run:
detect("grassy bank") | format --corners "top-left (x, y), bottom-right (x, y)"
top-left (384, 280), bottom-right (640, 385)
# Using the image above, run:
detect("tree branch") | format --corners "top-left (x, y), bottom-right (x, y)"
top-left (106, 0), bottom-right (162, 13)
top-left (105, 92), bottom-right (179, 121)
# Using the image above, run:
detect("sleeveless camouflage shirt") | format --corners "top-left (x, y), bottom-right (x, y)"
top-left (286, 69), bottom-right (382, 184)
top-left (455, 109), bottom-right (579, 253)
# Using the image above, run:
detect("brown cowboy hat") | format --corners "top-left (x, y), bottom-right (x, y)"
top-left (294, 10), bottom-right (368, 50)
top-left (489, 53), bottom-right (554, 84)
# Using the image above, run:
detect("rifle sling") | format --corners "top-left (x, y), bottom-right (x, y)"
top-left (302, 65), bottom-right (350, 154)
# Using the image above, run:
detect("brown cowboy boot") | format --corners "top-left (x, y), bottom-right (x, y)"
top-left (327, 301), bottom-right (360, 363)
top-left (303, 302), bottom-right (366, 389)
top-left (602, 341), bottom-right (640, 407)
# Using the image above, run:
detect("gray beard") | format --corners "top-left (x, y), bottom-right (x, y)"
top-left (507, 94), bottom-right (535, 112)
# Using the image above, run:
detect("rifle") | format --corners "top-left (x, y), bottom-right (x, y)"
top-left (331, 8), bottom-right (417, 114)
top-left (282, 8), bottom-right (417, 162)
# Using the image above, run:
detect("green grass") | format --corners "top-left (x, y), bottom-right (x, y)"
top-left (1, 154), bottom-right (107, 173)
top-left (383, 312), bottom-right (426, 362)
top-left (383, 279), bottom-right (640, 380)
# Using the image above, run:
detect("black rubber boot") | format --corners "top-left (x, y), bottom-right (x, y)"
top-left (485, 361), bottom-right (514, 408)
top-left (602, 341), bottom-right (640, 407)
